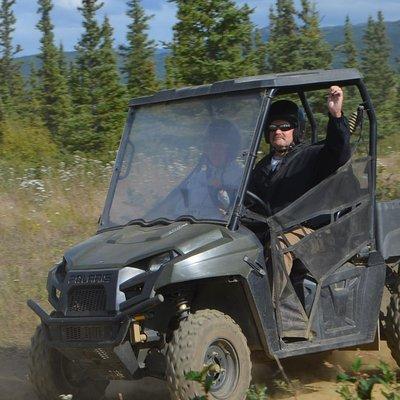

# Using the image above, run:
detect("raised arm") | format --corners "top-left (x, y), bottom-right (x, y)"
top-left (315, 86), bottom-right (351, 180)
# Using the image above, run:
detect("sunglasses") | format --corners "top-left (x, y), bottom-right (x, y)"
top-left (268, 123), bottom-right (294, 132)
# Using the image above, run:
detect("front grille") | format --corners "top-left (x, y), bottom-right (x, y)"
top-left (67, 285), bottom-right (107, 313)
top-left (63, 325), bottom-right (112, 341)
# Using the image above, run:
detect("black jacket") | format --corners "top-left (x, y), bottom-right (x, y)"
top-left (249, 115), bottom-right (351, 215)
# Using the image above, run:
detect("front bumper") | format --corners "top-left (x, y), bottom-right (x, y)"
top-left (28, 295), bottom-right (163, 348)
top-left (28, 263), bottom-right (165, 348)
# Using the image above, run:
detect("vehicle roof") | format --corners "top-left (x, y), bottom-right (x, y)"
top-left (129, 68), bottom-right (363, 107)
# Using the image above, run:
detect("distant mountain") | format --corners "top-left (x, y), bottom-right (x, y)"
top-left (18, 48), bottom-right (170, 80)
top-left (18, 20), bottom-right (400, 79)
top-left (259, 19), bottom-right (400, 68)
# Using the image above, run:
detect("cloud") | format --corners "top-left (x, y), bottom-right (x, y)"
top-left (142, 0), bottom-right (169, 12)
top-left (55, 0), bottom-right (82, 10)
top-left (14, 11), bottom-right (39, 54)
top-left (311, 0), bottom-right (400, 26)
top-left (147, 2), bottom-right (177, 45)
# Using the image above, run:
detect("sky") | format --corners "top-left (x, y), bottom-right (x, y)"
top-left (13, 0), bottom-right (400, 56)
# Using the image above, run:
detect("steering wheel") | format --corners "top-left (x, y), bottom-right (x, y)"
top-left (245, 190), bottom-right (271, 216)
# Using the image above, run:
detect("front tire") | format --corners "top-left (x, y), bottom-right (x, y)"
top-left (29, 325), bottom-right (109, 400)
top-left (166, 309), bottom-right (252, 400)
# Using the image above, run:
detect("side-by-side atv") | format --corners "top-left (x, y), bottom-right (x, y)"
top-left (28, 69), bottom-right (400, 400)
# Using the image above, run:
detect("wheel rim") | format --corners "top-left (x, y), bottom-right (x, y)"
top-left (204, 339), bottom-right (239, 399)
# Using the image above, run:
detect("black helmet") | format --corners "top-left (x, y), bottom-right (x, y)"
top-left (265, 99), bottom-right (306, 144)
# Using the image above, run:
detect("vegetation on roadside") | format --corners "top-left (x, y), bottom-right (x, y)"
top-left (0, 156), bottom-right (112, 345)
top-left (185, 357), bottom-right (400, 400)
top-left (336, 357), bottom-right (400, 399)
top-left (185, 364), bottom-right (269, 399)
top-left (185, 365), bottom-right (218, 400)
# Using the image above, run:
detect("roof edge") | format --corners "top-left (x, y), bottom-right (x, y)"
top-left (129, 68), bottom-right (363, 107)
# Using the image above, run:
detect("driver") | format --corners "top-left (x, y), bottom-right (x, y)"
top-left (249, 86), bottom-right (351, 275)
top-left (170, 119), bottom-right (243, 219)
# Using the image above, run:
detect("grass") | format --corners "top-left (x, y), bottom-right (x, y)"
top-left (377, 137), bottom-right (400, 201)
top-left (378, 132), bottom-right (400, 158)
top-left (0, 156), bottom-right (113, 346)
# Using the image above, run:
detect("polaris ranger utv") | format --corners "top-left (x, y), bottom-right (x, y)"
top-left (28, 69), bottom-right (400, 400)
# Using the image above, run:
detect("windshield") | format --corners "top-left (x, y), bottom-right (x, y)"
top-left (102, 91), bottom-right (263, 228)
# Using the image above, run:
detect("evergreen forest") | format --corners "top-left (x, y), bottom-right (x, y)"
top-left (0, 0), bottom-right (399, 167)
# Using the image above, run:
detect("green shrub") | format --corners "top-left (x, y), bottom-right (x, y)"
top-left (0, 155), bottom-right (112, 346)
top-left (185, 365), bottom-right (218, 400)
top-left (336, 357), bottom-right (400, 400)
top-left (185, 365), bottom-right (268, 400)
top-left (0, 117), bottom-right (58, 168)
top-left (246, 385), bottom-right (268, 400)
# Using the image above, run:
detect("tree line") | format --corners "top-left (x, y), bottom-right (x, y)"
top-left (0, 0), bottom-right (398, 164)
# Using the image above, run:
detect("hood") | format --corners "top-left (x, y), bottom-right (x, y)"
top-left (64, 222), bottom-right (228, 271)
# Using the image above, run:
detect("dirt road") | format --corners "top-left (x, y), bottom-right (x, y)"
top-left (0, 342), bottom-right (397, 400)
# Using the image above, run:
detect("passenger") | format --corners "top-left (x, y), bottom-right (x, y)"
top-left (160, 119), bottom-right (243, 219)
top-left (249, 86), bottom-right (351, 275)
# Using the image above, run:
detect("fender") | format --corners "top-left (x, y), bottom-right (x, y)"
top-left (155, 241), bottom-right (281, 357)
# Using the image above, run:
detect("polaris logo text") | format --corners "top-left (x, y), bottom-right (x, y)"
top-left (67, 273), bottom-right (112, 285)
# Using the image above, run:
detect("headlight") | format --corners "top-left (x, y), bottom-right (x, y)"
top-left (54, 258), bottom-right (67, 282)
top-left (47, 258), bottom-right (67, 309)
top-left (148, 251), bottom-right (176, 272)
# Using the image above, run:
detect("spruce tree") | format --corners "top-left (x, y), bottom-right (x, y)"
top-left (36, 0), bottom-right (73, 145)
top-left (0, 0), bottom-right (24, 116)
top-left (339, 16), bottom-right (359, 105)
top-left (342, 15), bottom-right (358, 69)
top-left (298, 0), bottom-right (331, 70)
top-left (69, 0), bottom-right (106, 152)
top-left (396, 76), bottom-right (400, 127)
top-left (73, 0), bottom-right (103, 102)
top-left (96, 16), bottom-right (127, 152)
top-left (68, 68), bottom-right (95, 152)
top-left (69, 1), bottom-right (126, 154)
top-left (361, 12), bottom-right (396, 135)
top-left (120, 0), bottom-right (159, 97)
top-left (254, 30), bottom-right (268, 74)
top-left (166, 0), bottom-right (257, 86)
top-left (68, 61), bottom-right (78, 97)
top-left (26, 63), bottom-right (44, 125)
top-left (267, 0), bottom-right (300, 73)
top-left (58, 43), bottom-right (68, 79)
top-left (361, 12), bottom-right (395, 106)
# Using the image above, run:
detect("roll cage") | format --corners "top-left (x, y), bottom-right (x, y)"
top-left (102, 69), bottom-right (377, 241)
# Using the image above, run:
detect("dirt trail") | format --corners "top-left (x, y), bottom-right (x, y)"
top-left (0, 342), bottom-right (397, 400)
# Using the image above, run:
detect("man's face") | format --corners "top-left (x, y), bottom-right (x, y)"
top-left (206, 140), bottom-right (230, 167)
top-left (268, 119), bottom-right (295, 150)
